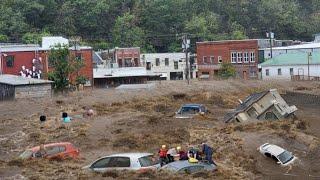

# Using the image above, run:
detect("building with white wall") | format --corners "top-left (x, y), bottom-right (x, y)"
top-left (261, 42), bottom-right (320, 60)
top-left (141, 53), bottom-right (197, 80)
top-left (260, 52), bottom-right (320, 80)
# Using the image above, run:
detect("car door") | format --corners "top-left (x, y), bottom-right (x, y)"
top-left (90, 157), bottom-right (112, 172)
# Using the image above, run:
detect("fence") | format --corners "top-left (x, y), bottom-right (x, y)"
top-left (291, 75), bottom-right (320, 81)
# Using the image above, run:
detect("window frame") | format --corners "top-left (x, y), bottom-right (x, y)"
top-left (231, 52), bottom-right (237, 63)
top-left (250, 52), bottom-right (255, 62)
top-left (202, 56), bottom-right (208, 64)
top-left (6, 55), bottom-right (14, 67)
top-left (243, 52), bottom-right (249, 63)
top-left (210, 56), bottom-right (214, 64)
top-left (266, 69), bottom-right (270, 76)
top-left (289, 68), bottom-right (294, 76)
top-left (278, 68), bottom-right (282, 75)
top-left (155, 58), bottom-right (160, 66)
top-left (237, 52), bottom-right (243, 63)
top-left (174, 61), bottom-right (178, 70)
top-left (165, 58), bottom-right (169, 66)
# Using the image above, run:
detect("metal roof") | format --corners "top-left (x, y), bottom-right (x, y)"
top-left (260, 52), bottom-right (320, 67)
top-left (0, 75), bottom-right (53, 86)
top-left (262, 42), bottom-right (320, 51)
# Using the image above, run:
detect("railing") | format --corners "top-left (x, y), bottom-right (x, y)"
top-left (291, 75), bottom-right (320, 81)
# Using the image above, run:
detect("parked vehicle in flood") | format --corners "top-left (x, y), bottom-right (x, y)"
top-left (258, 143), bottom-right (296, 166)
top-left (175, 104), bottom-right (207, 119)
top-left (161, 160), bottom-right (217, 174)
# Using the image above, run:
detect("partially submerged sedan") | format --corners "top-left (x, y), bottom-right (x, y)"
top-left (175, 104), bottom-right (207, 119)
top-left (161, 160), bottom-right (217, 174)
top-left (83, 153), bottom-right (160, 172)
top-left (258, 143), bottom-right (296, 166)
top-left (19, 142), bottom-right (79, 160)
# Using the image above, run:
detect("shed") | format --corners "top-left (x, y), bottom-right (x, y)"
top-left (0, 75), bottom-right (53, 100)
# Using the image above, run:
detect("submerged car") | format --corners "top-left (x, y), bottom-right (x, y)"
top-left (19, 142), bottom-right (79, 160)
top-left (258, 143), bottom-right (296, 166)
top-left (83, 153), bottom-right (160, 172)
top-left (161, 160), bottom-right (217, 174)
top-left (175, 104), bottom-right (207, 118)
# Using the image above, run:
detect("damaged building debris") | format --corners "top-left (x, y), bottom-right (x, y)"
top-left (224, 89), bottom-right (298, 123)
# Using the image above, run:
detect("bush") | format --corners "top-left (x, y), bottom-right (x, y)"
top-left (218, 63), bottom-right (236, 78)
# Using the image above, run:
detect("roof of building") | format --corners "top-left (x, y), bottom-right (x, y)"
top-left (0, 75), bottom-right (53, 86)
top-left (260, 52), bottom-right (320, 67)
top-left (93, 67), bottom-right (161, 79)
top-left (197, 39), bottom-right (258, 44)
top-left (262, 42), bottom-right (320, 51)
top-left (224, 90), bottom-right (270, 123)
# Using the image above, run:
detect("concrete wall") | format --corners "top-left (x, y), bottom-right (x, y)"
top-left (141, 53), bottom-right (187, 80)
top-left (14, 84), bottom-right (52, 99)
top-left (261, 64), bottom-right (320, 80)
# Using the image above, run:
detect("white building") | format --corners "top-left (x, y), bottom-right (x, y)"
top-left (260, 52), bottom-right (320, 80)
top-left (261, 42), bottom-right (320, 60)
top-left (141, 53), bottom-right (197, 80)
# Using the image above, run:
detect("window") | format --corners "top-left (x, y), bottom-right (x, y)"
top-left (108, 157), bottom-right (130, 167)
top-left (290, 68), bottom-right (294, 76)
top-left (231, 52), bottom-right (237, 63)
top-left (174, 61), bottom-right (178, 69)
top-left (203, 56), bottom-right (207, 64)
top-left (218, 56), bottom-right (222, 63)
top-left (165, 58), bottom-right (169, 66)
top-left (265, 112), bottom-right (278, 120)
top-left (237, 52), bottom-right (243, 63)
top-left (75, 53), bottom-right (82, 61)
top-left (6, 55), bottom-right (14, 67)
top-left (250, 52), bottom-right (255, 62)
top-left (138, 155), bottom-right (159, 167)
top-left (91, 157), bottom-right (111, 168)
top-left (278, 68), bottom-right (282, 75)
top-left (46, 146), bottom-right (66, 156)
top-left (156, 58), bottom-right (160, 66)
top-left (210, 56), bottom-right (214, 64)
top-left (266, 69), bottom-right (269, 76)
top-left (146, 62), bottom-right (151, 70)
top-left (247, 107), bottom-right (258, 118)
top-left (243, 52), bottom-right (249, 63)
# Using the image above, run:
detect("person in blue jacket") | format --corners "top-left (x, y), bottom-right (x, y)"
top-left (201, 143), bottom-right (217, 166)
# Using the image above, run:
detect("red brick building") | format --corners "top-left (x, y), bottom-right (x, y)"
top-left (0, 44), bottom-right (93, 86)
top-left (196, 40), bottom-right (259, 79)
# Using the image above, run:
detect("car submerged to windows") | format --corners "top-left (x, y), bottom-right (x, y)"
top-left (175, 104), bottom-right (207, 119)
top-left (19, 142), bottom-right (79, 160)
top-left (258, 143), bottom-right (296, 166)
top-left (83, 153), bottom-right (160, 172)
top-left (161, 160), bottom-right (217, 174)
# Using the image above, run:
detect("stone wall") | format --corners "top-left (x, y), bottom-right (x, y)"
top-left (15, 84), bottom-right (52, 99)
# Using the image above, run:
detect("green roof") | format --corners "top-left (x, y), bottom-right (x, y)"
top-left (260, 52), bottom-right (320, 67)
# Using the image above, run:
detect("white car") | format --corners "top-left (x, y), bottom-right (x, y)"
top-left (83, 153), bottom-right (160, 172)
top-left (258, 143), bottom-right (296, 166)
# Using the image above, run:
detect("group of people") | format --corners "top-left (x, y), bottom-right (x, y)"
top-left (158, 143), bottom-right (216, 166)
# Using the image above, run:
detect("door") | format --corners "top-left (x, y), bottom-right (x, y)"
top-left (243, 71), bottom-right (248, 80)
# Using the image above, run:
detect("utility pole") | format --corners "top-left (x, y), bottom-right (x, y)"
top-left (266, 31), bottom-right (274, 58)
top-left (182, 34), bottom-right (190, 85)
top-left (308, 52), bottom-right (312, 80)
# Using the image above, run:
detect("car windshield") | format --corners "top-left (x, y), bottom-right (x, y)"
top-left (179, 106), bottom-right (200, 114)
top-left (277, 150), bottom-right (294, 164)
top-left (19, 150), bottom-right (33, 159)
top-left (138, 155), bottom-right (159, 167)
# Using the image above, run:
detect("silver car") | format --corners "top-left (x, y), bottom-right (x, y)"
top-left (258, 143), bottom-right (296, 166)
top-left (83, 153), bottom-right (160, 172)
top-left (175, 104), bottom-right (207, 119)
top-left (161, 160), bottom-right (217, 174)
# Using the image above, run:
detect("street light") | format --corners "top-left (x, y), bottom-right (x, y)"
top-left (0, 52), bottom-right (8, 75)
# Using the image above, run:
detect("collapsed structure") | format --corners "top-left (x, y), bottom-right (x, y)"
top-left (224, 89), bottom-right (297, 123)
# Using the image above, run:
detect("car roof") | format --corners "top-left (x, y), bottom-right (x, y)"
top-left (264, 144), bottom-right (285, 156)
top-left (105, 153), bottom-right (153, 158)
top-left (163, 160), bottom-right (210, 169)
top-left (182, 104), bottom-right (203, 107)
top-left (28, 142), bottom-right (73, 151)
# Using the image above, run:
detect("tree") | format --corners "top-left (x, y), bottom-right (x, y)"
top-left (47, 45), bottom-right (84, 92)
top-left (0, 34), bottom-right (9, 42)
top-left (218, 63), bottom-right (236, 79)
top-left (22, 31), bottom-right (51, 44)
top-left (112, 12), bottom-right (145, 47)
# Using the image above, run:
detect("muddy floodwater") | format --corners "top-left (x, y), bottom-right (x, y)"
top-left (0, 80), bottom-right (320, 179)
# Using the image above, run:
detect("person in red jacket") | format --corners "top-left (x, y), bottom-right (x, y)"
top-left (158, 145), bottom-right (168, 166)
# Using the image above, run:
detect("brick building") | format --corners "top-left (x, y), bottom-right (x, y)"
top-left (196, 40), bottom-right (259, 79)
top-left (0, 38), bottom-right (93, 86)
